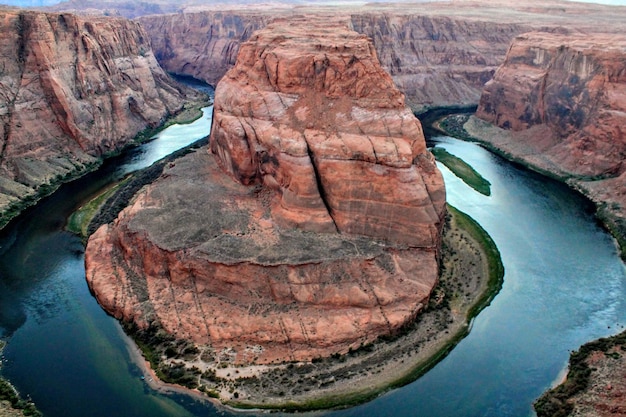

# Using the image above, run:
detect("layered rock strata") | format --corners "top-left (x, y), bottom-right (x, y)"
top-left (85, 18), bottom-right (446, 364)
top-left (472, 32), bottom-right (626, 255)
top-left (136, 0), bottom-right (626, 112)
top-left (210, 16), bottom-right (446, 247)
top-left (476, 32), bottom-right (626, 180)
top-left (0, 10), bottom-right (190, 217)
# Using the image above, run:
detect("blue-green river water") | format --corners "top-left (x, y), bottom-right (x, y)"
top-left (0, 107), bottom-right (624, 417)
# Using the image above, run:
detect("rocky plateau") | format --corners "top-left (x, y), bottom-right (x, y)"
top-left (85, 17), bottom-right (446, 365)
top-left (0, 9), bottom-right (195, 225)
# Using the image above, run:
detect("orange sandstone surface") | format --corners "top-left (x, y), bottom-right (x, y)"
top-left (85, 17), bottom-right (446, 365)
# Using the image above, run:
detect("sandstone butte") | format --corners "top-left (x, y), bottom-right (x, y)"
top-left (85, 17), bottom-right (446, 365)
top-left (0, 9), bottom-right (192, 221)
top-left (472, 31), bottom-right (626, 251)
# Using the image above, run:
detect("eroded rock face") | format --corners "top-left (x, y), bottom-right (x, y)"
top-left (136, 0), bottom-right (625, 113)
top-left (85, 17), bottom-right (445, 364)
top-left (476, 32), bottom-right (626, 179)
top-left (137, 11), bottom-right (272, 87)
top-left (0, 10), bottom-right (190, 213)
top-left (86, 150), bottom-right (440, 364)
top-left (210, 16), bottom-right (446, 247)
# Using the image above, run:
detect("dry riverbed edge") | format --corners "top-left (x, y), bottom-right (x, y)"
top-left (105, 200), bottom-right (503, 412)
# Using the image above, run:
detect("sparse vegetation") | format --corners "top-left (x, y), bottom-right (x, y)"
top-left (432, 147), bottom-right (492, 196)
top-left (534, 330), bottom-right (626, 417)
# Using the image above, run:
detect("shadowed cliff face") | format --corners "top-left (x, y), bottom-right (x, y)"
top-left (476, 32), bottom-right (626, 179)
top-left (85, 18), bottom-right (445, 364)
top-left (0, 10), bottom-right (190, 216)
top-left (138, 10), bottom-right (523, 112)
top-left (135, 0), bottom-right (625, 113)
top-left (349, 14), bottom-right (527, 110)
top-left (138, 11), bottom-right (272, 86)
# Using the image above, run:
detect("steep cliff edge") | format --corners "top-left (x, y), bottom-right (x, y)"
top-left (136, 0), bottom-right (626, 113)
top-left (0, 9), bottom-right (191, 225)
top-left (137, 8), bottom-right (523, 112)
top-left (85, 17), bottom-right (445, 366)
top-left (471, 32), bottom-right (626, 257)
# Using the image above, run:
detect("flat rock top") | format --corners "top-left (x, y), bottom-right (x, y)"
top-left (125, 148), bottom-right (387, 265)
top-left (514, 31), bottom-right (626, 51)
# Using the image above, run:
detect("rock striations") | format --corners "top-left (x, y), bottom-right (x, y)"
top-left (0, 9), bottom-right (190, 219)
top-left (476, 32), bottom-right (626, 180)
top-left (210, 16), bottom-right (445, 247)
top-left (85, 17), bottom-right (446, 365)
top-left (471, 32), bottom-right (626, 257)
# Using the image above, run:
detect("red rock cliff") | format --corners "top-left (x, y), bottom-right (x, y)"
top-left (85, 17), bottom-right (445, 365)
top-left (210, 16), bottom-right (446, 247)
top-left (476, 32), bottom-right (626, 179)
top-left (136, 0), bottom-right (625, 112)
top-left (0, 10), bottom-right (189, 218)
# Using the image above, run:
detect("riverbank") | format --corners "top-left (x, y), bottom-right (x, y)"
top-left (534, 329), bottom-right (626, 416)
top-left (434, 113), bottom-right (626, 261)
top-left (104, 202), bottom-right (503, 412)
top-left (0, 93), bottom-right (210, 233)
top-left (0, 342), bottom-right (41, 417)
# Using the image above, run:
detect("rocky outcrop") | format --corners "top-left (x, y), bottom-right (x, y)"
top-left (471, 32), bottom-right (626, 260)
top-left (85, 17), bottom-right (445, 365)
top-left (0, 9), bottom-right (191, 220)
top-left (476, 32), bottom-right (626, 179)
top-left (210, 16), bottom-right (446, 247)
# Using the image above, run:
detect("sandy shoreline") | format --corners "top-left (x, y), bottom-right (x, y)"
top-left (120, 205), bottom-right (503, 412)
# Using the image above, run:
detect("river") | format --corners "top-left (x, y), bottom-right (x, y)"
top-left (0, 105), bottom-right (624, 416)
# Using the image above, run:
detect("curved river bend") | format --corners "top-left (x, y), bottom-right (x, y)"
top-left (0, 107), bottom-right (624, 416)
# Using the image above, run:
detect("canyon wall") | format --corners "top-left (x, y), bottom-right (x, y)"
top-left (349, 13), bottom-right (526, 111)
top-left (470, 31), bottom-right (626, 259)
top-left (137, 8), bottom-right (528, 112)
top-left (135, 1), bottom-right (625, 113)
top-left (137, 11), bottom-right (273, 87)
top-left (0, 9), bottom-right (191, 221)
top-left (476, 32), bottom-right (626, 179)
top-left (86, 17), bottom-right (445, 364)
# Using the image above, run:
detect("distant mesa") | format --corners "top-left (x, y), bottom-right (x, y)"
top-left (85, 16), bottom-right (446, 365)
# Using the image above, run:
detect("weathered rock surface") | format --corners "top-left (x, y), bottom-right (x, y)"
top-left (86, 149), bottom-right (441, 364)
top-left (476, 32), bottom-right (626, 179)
top-left (471, 31), bottom-right (626, 260)
top-left (137, 10), bottom-right (272, 87)
top-left (210, 16), bottom-right (446, 247)
top-left (0, 9), bottom-right (191, 219)
top-left (85, 18), bottom-right (445, 364)
top-left (136, 0), bottom-right (626, 112)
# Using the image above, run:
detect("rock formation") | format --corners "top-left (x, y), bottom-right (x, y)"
top-left (476, 32), bottom-right (626, 179)
top-left (136, 0), bottom-right (626, 112)
top-left (210, 16), bottom-right (445, 247)
top-left (85, 17), bottom-right (446, 365)
top-left (471, 31), bottom-right (626, 259)
top-left (0, 9), bottom-right (191, 220)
